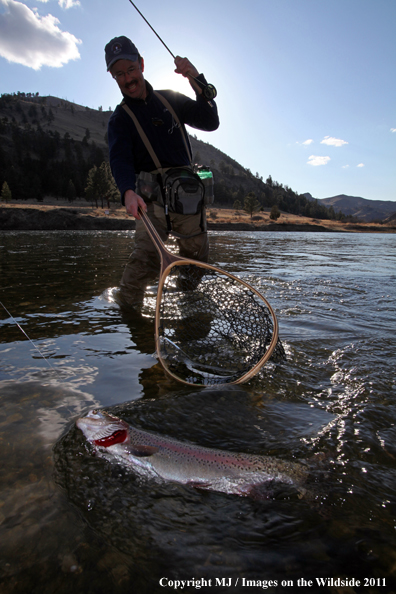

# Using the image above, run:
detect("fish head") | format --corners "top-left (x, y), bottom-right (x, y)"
top-left (76, 409), bottom-right (129, 447)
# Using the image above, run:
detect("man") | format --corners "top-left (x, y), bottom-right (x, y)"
top-left (105, 35), bottom-right (219, 309)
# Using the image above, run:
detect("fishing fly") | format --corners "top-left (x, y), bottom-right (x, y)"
top-left (127, 0), bottom-right (217, 103)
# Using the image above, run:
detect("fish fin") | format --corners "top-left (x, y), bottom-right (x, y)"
top-left (188, 480), bottom-right (213, 490)
top-left (127, 444), bottom-right (159, 457)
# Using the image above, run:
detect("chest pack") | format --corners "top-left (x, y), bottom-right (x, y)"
top-left (162, 167), bottom-right (204, 215)
top-left (121, 93), bottom-right (213, 226)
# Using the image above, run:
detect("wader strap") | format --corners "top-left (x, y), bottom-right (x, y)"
top-left (121, 101), bottom-right (162, 170)
top-left (153, 92), bottom-right (193, 168)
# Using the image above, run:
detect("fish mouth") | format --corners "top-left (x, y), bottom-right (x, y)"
top-left (94, 428), bottom-right (128, 447)
top-left (76, 409), bottom-right (129, 447)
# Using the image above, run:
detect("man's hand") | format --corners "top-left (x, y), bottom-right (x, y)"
top-left (174, 56), bottom-right (202, 95)
top-left (124, 189), bottom-right (147, 219)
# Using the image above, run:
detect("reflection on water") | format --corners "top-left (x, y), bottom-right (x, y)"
top-left (1, 230), bottom-right (396, 593)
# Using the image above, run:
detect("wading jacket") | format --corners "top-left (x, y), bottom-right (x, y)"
top-left (108, 77), bottom-right (219, 204)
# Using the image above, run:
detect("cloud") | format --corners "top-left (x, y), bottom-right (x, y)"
top-left (391, 128), bottom-right (396, 133)
top-left (58, 0), bottom-right (80, 8)
top-left (0, 0), bottom-right (81, 69)
top-left (320, 136), bottom-right (348, 147)
top-left (357, 163), bottom-right (365, 168)
top-left (307, 155), bottom-right (331, 167)
top-left (342, 165), bottom-right (350, 169)
top-left (296, 139), bottom-right (313, 146)
top-left (34, 0), bottom-right (81, 6)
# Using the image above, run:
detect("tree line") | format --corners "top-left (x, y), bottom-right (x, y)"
top-left (0, 109), bottom-right (113, 204)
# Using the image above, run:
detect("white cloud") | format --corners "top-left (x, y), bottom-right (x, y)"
top-left (342, 165), bottom-right (350, 169)
top-left (391, 128), bottom-right (396, 133)
top-left (357, 163), bottom-right (365, 168)
top-left (58, 0), bottom-right (80, 8)
top-left (0, 0), bottom-right (81, 70)
top-left (35, 0), bottom-right (80, 6)
top-left (302, 139), bottom-right (314, 145)
top-left (320, 136), bottom-right (348, 147)
top-left (307, 155), bottom-right (331, 166)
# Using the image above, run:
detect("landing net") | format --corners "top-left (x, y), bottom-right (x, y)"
top-left (157, 263), bottom-right (283, 385)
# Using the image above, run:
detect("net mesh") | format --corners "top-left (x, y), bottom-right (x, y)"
top-left (157, 263), bottom-right (284, 385)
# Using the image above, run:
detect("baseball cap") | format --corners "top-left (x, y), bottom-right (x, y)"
top-left (105, 36), bottom-right (139, 71)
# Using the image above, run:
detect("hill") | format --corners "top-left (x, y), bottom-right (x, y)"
top-left (303, 193), bottom-right (396, 223)
top-left (1, 92), bottom-right (390, 224)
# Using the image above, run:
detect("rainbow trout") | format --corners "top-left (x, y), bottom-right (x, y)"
top-left (76, 410), bottom-right (308, 498)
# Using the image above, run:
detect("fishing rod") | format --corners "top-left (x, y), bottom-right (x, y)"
top-left (127, 0), bottom-right (217, 103)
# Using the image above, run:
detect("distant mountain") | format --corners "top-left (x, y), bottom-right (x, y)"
top-left (303, 193), bottom-right (396, 223)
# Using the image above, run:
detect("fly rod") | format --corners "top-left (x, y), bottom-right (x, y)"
top-left (127, 0), bottom-right (217, 103)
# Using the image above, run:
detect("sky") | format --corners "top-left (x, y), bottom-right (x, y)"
top-left (0, 0), bottom-right (395, 202)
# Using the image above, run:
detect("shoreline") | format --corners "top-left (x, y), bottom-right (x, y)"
top-left (0, 203), bottom-right (395, 233)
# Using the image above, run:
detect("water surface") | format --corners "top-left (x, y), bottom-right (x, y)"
top-left (0, 230), bottom-right (395, 593)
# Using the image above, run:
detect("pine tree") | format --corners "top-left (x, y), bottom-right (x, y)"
top-left (85, 165), bottom-right (100, 207)
top-left (1, 181), bottom-right (12, 202)
top-left (244, 192), bottom-right (260, 219)
top-left (66, 179), bottom-right (77, 203)
top-left (99, 162), bottom-right (119, 208)
top-left (85, 162), bottom-right (119, 208)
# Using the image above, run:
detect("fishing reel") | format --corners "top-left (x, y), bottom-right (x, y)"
top-left (193, 78), bottom-right (217, 103)
top-left (202, 83), bottom-right (217, 101)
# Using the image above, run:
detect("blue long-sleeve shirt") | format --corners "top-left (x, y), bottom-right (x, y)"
top-left (108, 76), bottom-right (219, 204)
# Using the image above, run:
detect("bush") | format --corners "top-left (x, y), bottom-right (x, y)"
top-left (1, 181), bottom-right (12, 202)
top-left (270, 205), bottom-right (281, 220)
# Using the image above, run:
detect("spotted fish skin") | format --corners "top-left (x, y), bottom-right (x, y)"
top-left (76, 410), bottom-right (308, 497)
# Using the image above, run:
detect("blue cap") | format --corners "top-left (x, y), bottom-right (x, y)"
top-left (105, 36), bottom-right (139, 71)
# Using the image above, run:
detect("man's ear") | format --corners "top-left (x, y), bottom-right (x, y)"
top-left (141, 57), bottom-right (145, 73)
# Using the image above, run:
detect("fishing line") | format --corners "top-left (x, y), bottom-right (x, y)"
top-left (0, 301), bottom-right (56, 371)
top-left (127, 0), bottom-right (217, 102)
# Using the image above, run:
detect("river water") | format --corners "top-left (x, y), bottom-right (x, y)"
top-left (0, 230), bottom-right (395, 594)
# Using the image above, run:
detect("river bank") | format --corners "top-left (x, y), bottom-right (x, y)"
top-left (0, 202), bottom-right (394, 232)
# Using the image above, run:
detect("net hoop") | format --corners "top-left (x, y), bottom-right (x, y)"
top-left (154, 259), bottom-right (279, 386)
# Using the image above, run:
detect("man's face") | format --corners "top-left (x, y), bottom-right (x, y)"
top-left (111, 58), bottom-right (147, 100)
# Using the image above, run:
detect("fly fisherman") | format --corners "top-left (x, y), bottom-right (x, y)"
top-left (105, 35), bottom-right (219, 310)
